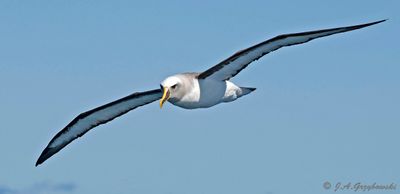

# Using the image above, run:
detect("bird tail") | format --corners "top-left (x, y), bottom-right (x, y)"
top-left (239, 87), bottom-right (256, 97)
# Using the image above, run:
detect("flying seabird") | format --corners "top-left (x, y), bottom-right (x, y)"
top-left (36, 20), bottom-right (385, 166)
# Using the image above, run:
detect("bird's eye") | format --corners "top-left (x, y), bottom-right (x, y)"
top-left (171, 84), bottom-right (177, 89)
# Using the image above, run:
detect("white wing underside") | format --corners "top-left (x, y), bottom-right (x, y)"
top-left (36, 89), bottom-right (162, 166)
top-left (198, 20), bottom-right (385, 81)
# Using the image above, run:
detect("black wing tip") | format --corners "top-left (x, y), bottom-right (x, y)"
top-left (343, 19), bottom-right (387, 33)
top-left (376, 19), bottom-right (388, 23)
top-left (35, 147), bottom-right (56, 167)
top-left (35, 161), bottom-right (42, 167)
top-left (364, 19), bottom-right (387, 26)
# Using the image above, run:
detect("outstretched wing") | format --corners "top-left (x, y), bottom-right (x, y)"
top-left (198, 20), bottom-right (385, 81)
top-left (36, 89), bottom-right (162, 166)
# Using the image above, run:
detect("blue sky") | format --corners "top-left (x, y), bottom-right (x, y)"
top-left (0, 1), bottom-right (399, 194)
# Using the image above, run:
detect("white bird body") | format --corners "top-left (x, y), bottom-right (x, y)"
top-left (163, 73), bottom-right (254, 109)
top-left (35, 20), bottom-right (385, 166)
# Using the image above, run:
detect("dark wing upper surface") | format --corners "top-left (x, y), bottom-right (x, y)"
top-left (198, 20), bottom-right (385, 81)
top-left (36, 89), bottom-right (162, 166)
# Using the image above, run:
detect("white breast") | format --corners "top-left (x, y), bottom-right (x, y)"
top-left (171, 78), bottom-right (228, 109)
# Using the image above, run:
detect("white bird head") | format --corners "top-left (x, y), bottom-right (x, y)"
top-left (159, 76), bottom-right (183, 108)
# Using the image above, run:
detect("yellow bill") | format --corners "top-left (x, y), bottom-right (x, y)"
top-left (159, 87), bottom-right (170, 108)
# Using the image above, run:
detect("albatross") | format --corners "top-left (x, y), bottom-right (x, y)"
top-left (36, 20), bottom-right (385, 166)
